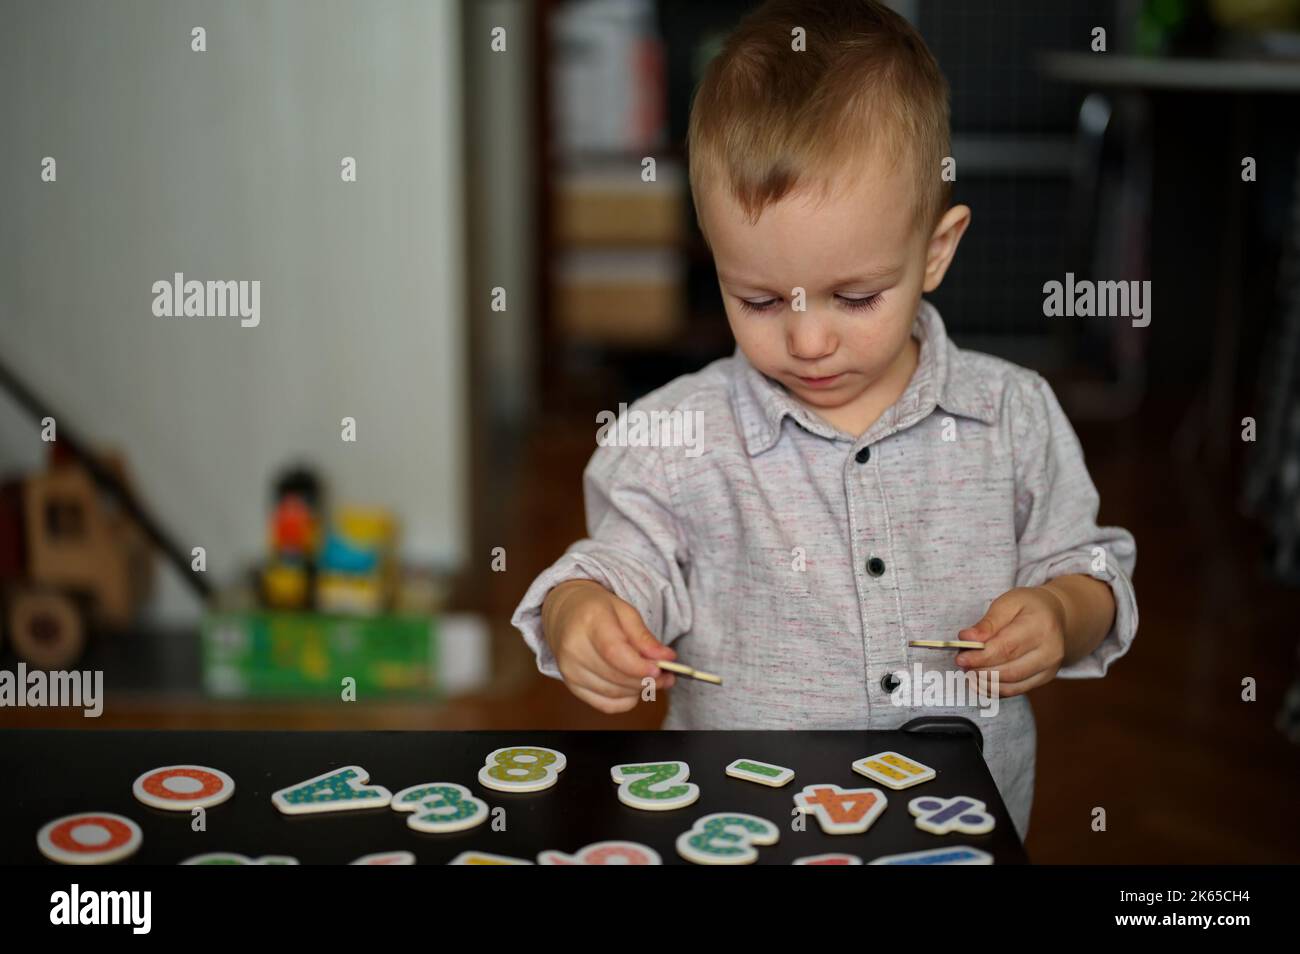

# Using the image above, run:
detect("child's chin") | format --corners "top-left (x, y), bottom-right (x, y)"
top-left (791, 386), bottom-right (851, 408)
top-left (788, 377), bottom-right (853, 400)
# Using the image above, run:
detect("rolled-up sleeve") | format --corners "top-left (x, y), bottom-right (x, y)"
top-left (510, 432), bottom-right (693, 680)
top-left (1011, 374), bottom-right (1138, 678)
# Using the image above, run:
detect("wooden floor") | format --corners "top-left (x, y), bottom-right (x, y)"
top-left (1026, 407), bottom-right (1300, 863)
top-left (6, 394), bottom-right (1299, 864)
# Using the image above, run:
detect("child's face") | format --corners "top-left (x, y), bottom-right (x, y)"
top-left (700, 156), bottom-right (967, 427)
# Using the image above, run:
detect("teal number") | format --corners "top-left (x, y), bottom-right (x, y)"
top-left (283, 768), bottom-right (380, 805)
top-left (402, 785), bottom-right (479, 824)
top-left (692, 816), bottom-right (769, 857)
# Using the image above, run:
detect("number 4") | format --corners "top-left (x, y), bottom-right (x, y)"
top-left (793, 784), bottom-right (888, 835)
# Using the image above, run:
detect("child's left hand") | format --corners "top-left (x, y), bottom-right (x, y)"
top-left (953, 586), bottom-right (1067, 697)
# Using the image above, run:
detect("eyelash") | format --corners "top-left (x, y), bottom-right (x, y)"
top-left (738, 294), bottom-right (883, 314)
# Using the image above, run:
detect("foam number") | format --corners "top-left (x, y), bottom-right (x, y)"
top-left (869, 846), bottom-right (993, 866)
top-left (448, 851), bottom-right (532, 865)
top-left (351, 851), bottom-right (416, 865)
top-left (908, 795), bottom-right (995, 836)
top-left (793, 784), bottom-right (887, 835)
top-left (725, 758), bottom-right (795, 788)
top-left (610, 762), bottom-right (700, 811)
top-left (676, 813), bottom-right (779, 865)
top-left (133, 764), bottom-right (235, 811)
top-left (181, 854), bottom-right (299, 865)
top-left (271, 765), bottom-right (392, 815)
top-left (477, 746), bottom-right (566, 793)
top-left (391, 783), bottom-right (488, 833)
top-left (851, 751), bottom-right (935, 790)
top-left (37, 813), bottom-right (143, 865)
top-left (538, 841), bottom-right (662, 865)
top-left (793, 853), bottom-right (863, 865)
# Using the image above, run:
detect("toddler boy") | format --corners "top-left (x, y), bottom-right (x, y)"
top-left (512, 0), bottom-right (1137, 837)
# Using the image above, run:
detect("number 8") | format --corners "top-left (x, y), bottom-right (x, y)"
top-left (477, 746), bottom-right (567, 792)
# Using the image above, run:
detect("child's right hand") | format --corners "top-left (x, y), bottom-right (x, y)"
top-left (541, 579), bottom-right (678, 714)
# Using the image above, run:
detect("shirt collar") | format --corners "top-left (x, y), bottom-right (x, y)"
top-left (730, 300), bottom-right (1000, 456)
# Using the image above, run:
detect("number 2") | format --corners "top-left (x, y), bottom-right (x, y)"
top-left (610, 762), bottom-right (700, 811)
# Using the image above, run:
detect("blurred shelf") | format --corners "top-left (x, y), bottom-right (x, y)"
top-left (1042, 51), bottom-right (1300, 92)
top-left (952, 134), bottom-right (1076, 176)
top-left (552, 143), bottom-right (685, 168)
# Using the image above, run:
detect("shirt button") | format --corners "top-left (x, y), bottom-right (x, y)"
top-left (880, 672), bottom-right (902, 693)
top-left (855, 446), bottom-right (871, 463)
top-left (866, 556), bottom-right (886, 577)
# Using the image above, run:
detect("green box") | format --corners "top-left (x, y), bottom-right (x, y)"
top-left (200, 610), bottom-right (440, 698)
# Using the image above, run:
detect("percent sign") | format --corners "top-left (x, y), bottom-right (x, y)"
top-left (908, 796), bottom-right (996, 835)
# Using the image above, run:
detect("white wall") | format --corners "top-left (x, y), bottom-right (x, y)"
top-left (0, 0), bottom-right (467, 622)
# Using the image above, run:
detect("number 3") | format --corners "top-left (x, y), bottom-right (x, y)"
top-left (391, 783), bottom-right (488, 832)
top-left (676, 813), bottom-right (779, 865)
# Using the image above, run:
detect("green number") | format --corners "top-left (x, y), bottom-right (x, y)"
top-left (621, 763), bottom-right (689, 801)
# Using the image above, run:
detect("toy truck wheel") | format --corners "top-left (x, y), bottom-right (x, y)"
top-left (8, 589), bottom-right (85, 669)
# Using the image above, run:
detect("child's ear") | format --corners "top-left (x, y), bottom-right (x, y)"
top-left (922, 204), bottom-right (972, 293)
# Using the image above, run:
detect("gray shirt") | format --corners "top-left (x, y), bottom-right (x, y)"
top-left (512, 301), bottom-right (1138, 838)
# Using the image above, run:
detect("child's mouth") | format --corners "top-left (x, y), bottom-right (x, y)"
top-left (795, 373), bottom-right (844, 389)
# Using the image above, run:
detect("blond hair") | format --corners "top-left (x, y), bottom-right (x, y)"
top-left (688, 0), bottom-right (951, 234)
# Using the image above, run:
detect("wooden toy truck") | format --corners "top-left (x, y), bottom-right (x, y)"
top-left (0, 357), bottom-right (214, 669)
top-left (0, 450), bottom-right (154, 668)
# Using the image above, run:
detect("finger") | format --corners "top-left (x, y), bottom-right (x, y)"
top-left (580, 660), bottom-right (674, 696)
top-left (958, 620), bottom-right (1036, 669)
top-left (958, 592), bottom-right (1026, 644)
top-left (570, 682), bottom-right (639, 714)
top-left (580, 641), bottom-right (677, 695)
top-left (995, 667), bottom-right (1056, 698)
top-left (592, 628), bottom-right (662, 682)
top-left (574, 613), bottom-right (652, 688)
top-left (579, 652), bottom-right (647, 692)
top-left (564, 658), bottom-right (644, 699)
top-left (984, 647), bottom-right (1055, 685)
top-left (614, 602), bottom-right (677, 661)
top-left (638, 671), bottom-right (675, 692)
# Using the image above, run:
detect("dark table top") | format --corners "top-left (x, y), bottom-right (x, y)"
top-left (1, 727), bottom-right (1028, 864)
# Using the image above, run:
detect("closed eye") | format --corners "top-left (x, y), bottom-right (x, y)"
top-left (736, 294), bottom-right (883, 313)
top-left (737, 297), bottom-right (780, 313)
top-left (838, 293), bottom-right (883, 312)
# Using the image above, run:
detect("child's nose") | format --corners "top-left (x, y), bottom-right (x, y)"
top-left (786, 313), bottom-right (838, 362)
